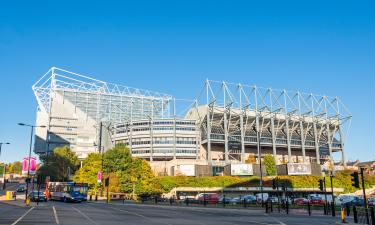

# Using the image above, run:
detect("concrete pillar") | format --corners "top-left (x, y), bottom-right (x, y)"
top-left (299, 120), bottom-right (306, 162)
top-left (224, 111), bottom-right (229, 163)
top-left (240, 114), bottom-right (245, 163)
top-left (206, 106), bottom-right (212, 163)
top-left (313, 122), bottom-right (320, 164)
top-left (285, 119), bottom-right (292, 163)
top-left (271, 117), bottom-right (277, 164)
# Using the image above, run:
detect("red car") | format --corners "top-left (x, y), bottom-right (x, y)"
top-left (294, 198), bottom-right (309, 206)
top-left (197, 193), bottom-right (219, 204)
top-left (310, 197), bottom-right (325, 206)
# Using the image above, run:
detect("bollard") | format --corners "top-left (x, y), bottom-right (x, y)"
top-left (353, 206), bottom-right (358, 223)
top-left (89, 195), bottom-right (92, 201)
top-left (307, 201), bottom-right (311, 216)
top-left (346, 203), bottom-right (350, 216)
top-left (270, 201), bottom-right (273, 213)
top-left (331, 202), bottom-right (336, 217)
top-left (95, 195), bottom-right (98, 201)
top-left (341, 207), bottom-right (345, 224)
top-left (204, 197), bottom-right (207, 207)
top-left (155, 196), bottom-right (158, 204)
top-left (186, 198), bottom-right (189, 206)
top-left (286, 200), bottom-right (289, 214)
top-left (223, 195), bottom-right (226, 208)
top-left (243, 199), bottom-right (247, 208)
top-left (265, 201), bottom-right (269, 213)
top-left (370, 207), bottom-right (375, 225)
top-left (169, 197), bottom-right (172, 205)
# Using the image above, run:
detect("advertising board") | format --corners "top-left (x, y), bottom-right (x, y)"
top-left (175, 164), bottom-right (195, 176)
top-left (287, 163), bottom-right (312, 175)
top-left (230, 164), bottom-right (253, 176)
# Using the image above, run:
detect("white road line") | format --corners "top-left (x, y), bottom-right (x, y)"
top-left (265, 214), bottom-right (287, 225)
top-left (11, 207), bottom-right (35, 225)
top-left (52, 206), bottom-right (60, 224)
top-left (72, 206), bottom-right (100, 225)
top-left (108, 206), bottom-right (173, 225)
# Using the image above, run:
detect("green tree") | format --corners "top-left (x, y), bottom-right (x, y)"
top-left (263, 154), bottom-right (277, 176)
top-left (9, 161), bottom-right (22, 174)
top-left (73, 153), bottom-right (102, 193)
top-left (37, 146), bottom-right (79, 181)
top-left (245, 154), bottom-right (257, 164)
top-left (74, 144), bottom-right (160, 196)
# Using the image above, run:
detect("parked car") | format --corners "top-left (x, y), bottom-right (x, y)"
top-left (28, 191), bottom-right (47, 202)
top-left (294, 198), bottom-right (309, 206)
top-left (336, 195), bottom-right (356, 206)
top-left (243, 195), bottom-right (257, 204)
top-left (310, 197), bottom-right (325, 206)
top-left (345, 197), bottom-right (365, 207)
top-left (16, 184), bottom-right (26, 192)
top-left (197, 193), bottom-right (219, 204)
top-left (268, 197), bottom-right (279, 203)
top-left (256, 193), bottom-right (269, 203)
top-left (229, 197), bottom-right (243, 205)
top-left (219, 196), bottom-right (232, 204)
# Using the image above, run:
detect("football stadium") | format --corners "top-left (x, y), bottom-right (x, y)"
top-left (33, 67), bottom-right (352, 176)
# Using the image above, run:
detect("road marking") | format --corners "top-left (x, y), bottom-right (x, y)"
top-left (265, 214), bottom-right (287, 225)
top-left (108, 206), bottom-right (173, 225)
top-left (73, 206), bottom-right (100, 225)
top-left (52, 206), bottom-right (60, 224)
top-left (11, 206), bottom-right (35, 225)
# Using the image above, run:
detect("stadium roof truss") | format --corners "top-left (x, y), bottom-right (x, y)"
top-left (192, 80), bottom-right (352, 165)
top-left (32, 67), bottom-right (172, 124)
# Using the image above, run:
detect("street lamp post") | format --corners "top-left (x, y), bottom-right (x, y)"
top-left (18, 123), bottom-right (46, 204)
top-left (0, 142), bottom-right (10, 190)
top-left (255, 126), bottom-right (264, 205)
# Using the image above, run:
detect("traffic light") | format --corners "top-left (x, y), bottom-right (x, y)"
top-left (272, 179), bottom-right (277, 190)
top-left (318, 179), bottom-right (324, 191)
top-left (351, 172), bottom-right (360, 188)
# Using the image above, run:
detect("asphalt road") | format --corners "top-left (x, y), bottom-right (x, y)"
top-left (0, 200), bottom-right (347, 225)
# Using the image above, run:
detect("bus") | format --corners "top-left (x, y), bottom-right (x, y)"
top-left (47, 182), bottom-right (88, 202)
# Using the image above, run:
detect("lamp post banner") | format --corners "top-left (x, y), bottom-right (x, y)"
top-left (97, 171), bottom-right (102, 183)
top-left (22, 157), bottom-right (37, 175)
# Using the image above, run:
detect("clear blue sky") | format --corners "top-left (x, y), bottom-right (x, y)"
top-left (0, 1), bottom-right (374, 163)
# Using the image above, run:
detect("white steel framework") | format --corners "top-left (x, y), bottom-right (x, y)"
top-left (187, 80), bottom-right (352, 166)
top-left (33, 67), bottom-right (172, 124)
